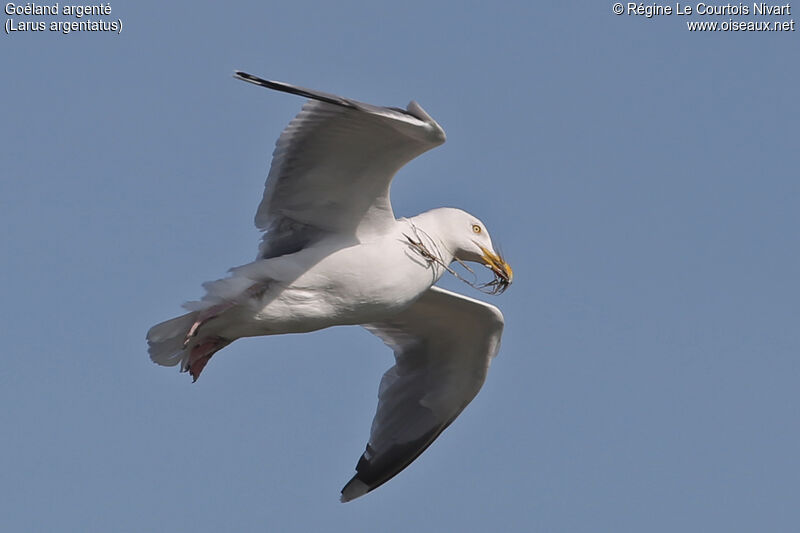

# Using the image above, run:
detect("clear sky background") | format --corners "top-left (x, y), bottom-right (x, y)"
top-left (2, 2), bottom-right (798, 532)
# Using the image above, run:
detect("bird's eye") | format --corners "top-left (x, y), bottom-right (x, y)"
top-left (472, 224), bottom-right (482, 234)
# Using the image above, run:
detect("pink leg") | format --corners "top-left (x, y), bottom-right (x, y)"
top-left (183, 283), bottom-right (267, 348)
top-left (184, 302), bottom-right (236, 348)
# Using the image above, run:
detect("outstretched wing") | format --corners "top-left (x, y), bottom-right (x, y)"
top-left (341, 286), bottom-right (505, 502)
top-left (234, 72), bottom-right (447, 258)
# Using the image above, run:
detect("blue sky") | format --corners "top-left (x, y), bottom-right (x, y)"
top-left (2, 2), bottom-right (798, 532)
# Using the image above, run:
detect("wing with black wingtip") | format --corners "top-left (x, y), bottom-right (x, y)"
top-left (233, 71), bottom-right (446, 258)
top-left (341, 286), bottom-right (504, 502)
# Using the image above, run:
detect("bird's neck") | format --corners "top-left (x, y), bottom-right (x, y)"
top-left (404, 214), bottom-right (457, 267)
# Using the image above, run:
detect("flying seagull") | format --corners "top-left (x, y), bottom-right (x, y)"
top-left (146, 71), bottom-right (513, 502)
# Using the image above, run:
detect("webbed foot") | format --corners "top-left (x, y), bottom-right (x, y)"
top-left (187, 336), bottom-right (229, 382)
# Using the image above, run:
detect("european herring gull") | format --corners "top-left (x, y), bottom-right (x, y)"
top-left (146, 72), bottom-right (513, 502)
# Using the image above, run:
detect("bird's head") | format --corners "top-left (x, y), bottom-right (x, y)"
top-left (425, 208), bottom-right (513, 294)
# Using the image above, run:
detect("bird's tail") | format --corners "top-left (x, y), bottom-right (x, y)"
top-left (146, 311), bottom-right (200, 369)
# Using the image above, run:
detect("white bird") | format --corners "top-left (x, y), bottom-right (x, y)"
top-left (146, 71), bottom-right (513, 502)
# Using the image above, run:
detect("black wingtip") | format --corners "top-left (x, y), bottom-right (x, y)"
top-left (232, 70), bottom-right (356, 109)
top-left (233, 70), bottom-right (272, 87)
top-left (340, 476), bottom-right (370, 503)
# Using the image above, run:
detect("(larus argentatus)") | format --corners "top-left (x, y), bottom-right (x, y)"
top-left (146, 71), bottom-right (513, 502)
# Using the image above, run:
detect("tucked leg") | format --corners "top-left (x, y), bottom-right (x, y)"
top-left (183, 302), bottom-right (236, 348)
top-left (183, 283), bottom-right (268, 348)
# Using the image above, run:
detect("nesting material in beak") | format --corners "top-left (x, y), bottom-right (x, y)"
top-left (478, 245), bottom-right (513, 294)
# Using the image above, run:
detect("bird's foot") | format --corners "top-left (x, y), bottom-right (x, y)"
top-left (187, 336), bottom-right (228, 382)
